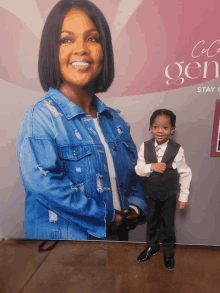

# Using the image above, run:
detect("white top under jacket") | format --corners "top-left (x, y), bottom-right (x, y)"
top-left (93, 118), bottom-right (139, 214)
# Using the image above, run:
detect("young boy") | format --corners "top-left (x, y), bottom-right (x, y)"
top-left (135, 109), bottom-right (192, 270)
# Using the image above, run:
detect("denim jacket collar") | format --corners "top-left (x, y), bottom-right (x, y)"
top-left (48, 87), bottom-right (112, 120)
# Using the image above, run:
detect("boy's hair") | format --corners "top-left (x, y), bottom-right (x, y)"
top-left (150, 109), bottom-right (176, 127)
top-left (38, 0), bottom-right (114, 93)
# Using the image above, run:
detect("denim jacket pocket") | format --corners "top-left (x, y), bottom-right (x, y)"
top-left (122, 141), bottom-right (136, 169)
top-left (58, 145), bottom-right (92, 184)
top-left (122, 141), bottom-right (135, 154)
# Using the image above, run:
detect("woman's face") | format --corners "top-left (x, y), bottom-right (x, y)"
top-left (59, 9), bottom-right (104, 89)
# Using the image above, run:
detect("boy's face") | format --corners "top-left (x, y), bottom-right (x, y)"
top-left (150, 115), bottom-right (175, 145)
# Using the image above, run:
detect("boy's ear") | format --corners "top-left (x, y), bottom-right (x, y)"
top-left (171, 126), bottom-right (175, 134)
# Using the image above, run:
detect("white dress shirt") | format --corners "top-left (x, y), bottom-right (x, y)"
top-left (135, 139), bottom-right (192, 202)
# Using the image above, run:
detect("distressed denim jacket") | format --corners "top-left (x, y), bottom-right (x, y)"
top-left (16, 88), bottom-right (147, 240)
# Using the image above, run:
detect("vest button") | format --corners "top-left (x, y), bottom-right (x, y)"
top-left (73, 151), bottom-right (78, 156)
top-left (113, 146), bottom-right (118, 151)
top-left (99, 115), bottom-right (103, 121)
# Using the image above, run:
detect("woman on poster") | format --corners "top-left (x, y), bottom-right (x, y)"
top-left (16, 0), bottom-right (147, 241)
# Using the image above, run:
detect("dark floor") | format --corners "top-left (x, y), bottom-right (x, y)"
top-left (0, 239), bottom-right (220, 293)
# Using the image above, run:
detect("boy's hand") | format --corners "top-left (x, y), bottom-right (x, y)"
top-left (151, 163), bottom-right (166, 173)
top-left (178, 201), bottom-right (187, 210)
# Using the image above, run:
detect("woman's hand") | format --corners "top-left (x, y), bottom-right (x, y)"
top-left (122, 206), bottom-right (139, 231)
top-left (122, 206), bottom-right (139, 220)
top-left (151, 162), bottom-right (166, 173)
top-left (178, 201), bottom-right (187, 210)
top-left (107, 207), bottom-right (140, 236)
top-left (114, 210), bottom-right (124, 227)
top-left (107, 210), bottom-right (124, 235)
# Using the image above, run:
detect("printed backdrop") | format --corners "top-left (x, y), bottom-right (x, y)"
top-left (1, 0), bottom-right (220, 245)
top-left (1, 0), bottom-right (220, 95)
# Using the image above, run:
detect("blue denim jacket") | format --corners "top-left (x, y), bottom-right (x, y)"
top-left (16, 88), bottom-right (147, 240)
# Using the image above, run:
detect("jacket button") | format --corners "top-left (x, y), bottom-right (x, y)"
top-left (113, 146), bottom-right (117, 151)
top-left (120, 183), bottom-right (123, 188)
top-left (73, 151), bottom-right (78, 156)
top-left (99, 115), bottom-right (103, 121)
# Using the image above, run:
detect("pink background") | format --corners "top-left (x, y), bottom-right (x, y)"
top-left (1, 0), bottom-right (220, 95)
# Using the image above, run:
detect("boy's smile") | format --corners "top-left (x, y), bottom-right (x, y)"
top-left (150, 115), bottom-right (175, 145)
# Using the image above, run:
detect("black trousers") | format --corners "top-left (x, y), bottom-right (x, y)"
top-left (146, 193), bottom-right (177, 254)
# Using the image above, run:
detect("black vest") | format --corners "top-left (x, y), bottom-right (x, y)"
top-left (144, 138), bottom-right (180, 201)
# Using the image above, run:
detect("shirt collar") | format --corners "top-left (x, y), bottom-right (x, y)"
top-left (154, 139), bottom-right (169, 149)
top-left (48, 87), bottom-right (112, 120)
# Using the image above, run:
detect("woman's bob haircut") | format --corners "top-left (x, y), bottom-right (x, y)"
top-left (38, 0), bottom-right (114, 93)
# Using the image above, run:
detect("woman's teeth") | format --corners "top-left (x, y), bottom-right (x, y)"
top-left (71, 62), bottom-right (89, 66)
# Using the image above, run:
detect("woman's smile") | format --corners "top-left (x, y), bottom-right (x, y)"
top-left (72, 60), bottom-right (89, 67)
top-left (70, 59), bottom-right (92, 70)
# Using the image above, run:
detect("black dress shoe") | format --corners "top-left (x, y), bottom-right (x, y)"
top-left (164, 253), bottom-right (175, 270)
top-left (137, 246), bottom-right (160, 263)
